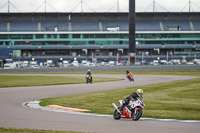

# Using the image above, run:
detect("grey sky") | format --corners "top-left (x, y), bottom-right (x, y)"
top-left (0, 0), bottom-right (200, 13)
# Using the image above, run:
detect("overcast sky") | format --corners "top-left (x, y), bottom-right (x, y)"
top-left (0, 0), bottom-right (200, 12)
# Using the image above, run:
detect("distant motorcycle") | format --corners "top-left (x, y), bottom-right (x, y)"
top-left (112, 98), bottom-right (145, 121)
top-left (126, 73), bottom-right (134, 82)
top-left (85, 74), bottom-right (92, 84)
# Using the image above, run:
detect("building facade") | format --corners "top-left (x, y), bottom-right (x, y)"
top-left (0, 12), bottom-right (200, 62)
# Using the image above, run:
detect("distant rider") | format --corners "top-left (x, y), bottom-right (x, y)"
top-left (120, 89), bottom-right (143, 113)
top-left (86, 69), bottom-right (92, 83)
top-left (86, 69), bottom-right (92, 76)
top-left (126, 70), bottom-right (134, 81)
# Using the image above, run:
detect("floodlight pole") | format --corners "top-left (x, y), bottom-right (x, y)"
top-left (189, 0), bottom-right (191, 12)
top-left (81, 0), bottom-right (83, 13)
top-left (129, 0), bottom-right (136, 65)
top-left (45, 0), bottom-right (47, 12)
top-left (117, 0), bottom-right (120, 12)
top-left (8, 0), bottom-right (10, 13)
top-left (153, 0), bottom-right (156, 12)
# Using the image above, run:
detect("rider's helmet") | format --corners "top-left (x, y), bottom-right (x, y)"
top-left (88, 69), bottom-right (91, 72)
top-left (126, 70), bottom-right (129, 74)
top-left (136, 89), bottom-right (143, 98)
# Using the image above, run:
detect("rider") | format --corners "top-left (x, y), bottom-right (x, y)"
top-left (126, 70), bottom-right (133, 81)
top-left (86, 69), bottom-right (92, 81)
top-left (86, 69), bottom-right (92, 76)
top-left (120, 89), bottom-right (143, 113)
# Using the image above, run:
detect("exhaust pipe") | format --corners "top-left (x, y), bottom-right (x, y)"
top-left (112, 103), bottom-right (122, 114)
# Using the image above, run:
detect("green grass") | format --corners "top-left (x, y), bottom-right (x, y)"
top-left (0, 127), bottom-right (83, 133)
top-left (40, 78), bottom-right (200, 120)
top-left (0, 75), bottom-right (121, 87)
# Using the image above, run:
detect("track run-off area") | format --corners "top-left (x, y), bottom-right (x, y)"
top-left (0, 74), bottom-right (200, 133)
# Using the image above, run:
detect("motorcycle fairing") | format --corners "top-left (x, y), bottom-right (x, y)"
top-left (120, 107), bottom-right (132, 118)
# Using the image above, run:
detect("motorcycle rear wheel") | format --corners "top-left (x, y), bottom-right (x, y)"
top-left (132, 109), bottom-right (142, 121)
top-left (113, 109), bottom-right (121, 120)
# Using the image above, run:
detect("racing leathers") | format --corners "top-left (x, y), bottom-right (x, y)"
top-left (120, 92), bottom-right (140, 112)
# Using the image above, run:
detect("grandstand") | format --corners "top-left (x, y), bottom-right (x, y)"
top-left (0, 12), bottom-right (200, 63)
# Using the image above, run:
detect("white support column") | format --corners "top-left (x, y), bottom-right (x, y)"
top-left (7, 22), bottom-right (10, 32)
top-left (160, 21), bottom-right (164, 31)
top-left (68, 21), bottom-right (72, 31)
top-left (99, 21), bottom-right (103, 31)
top-left (190, 21), bottom-right (194, 31)
top-left (38, 22), bottom-right (41, 31)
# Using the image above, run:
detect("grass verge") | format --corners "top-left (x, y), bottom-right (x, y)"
top-left (0, 127), bottom-right (83, 133)
top-left (0, 75), bottom-right (122, 88)
top-left (40, 78), bottom-right (200, 120)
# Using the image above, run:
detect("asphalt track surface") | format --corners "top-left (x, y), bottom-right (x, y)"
top-left (0, 74), bottom-right (200, 133)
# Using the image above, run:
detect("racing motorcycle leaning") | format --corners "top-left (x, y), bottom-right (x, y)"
top-left (112, 98), bottom-right (145, 121)
top-left (126, 73), bottom-right (134, 82)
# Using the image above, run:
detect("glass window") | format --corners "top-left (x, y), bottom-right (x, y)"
top-left (89, 41), bottom-right (95, 44)
top-left (107, 34), bottom-right (119, 38)
top-left (47, 34), bottom-right (52, 39)
top-left (120, 34), bottom-right (128, 38)
top-left (89, 34), bottom-right (94, 38)
top-left (13, 50), bottom-right (21, 57)
top-left (83, 34), bottom-right (90, 38)
top-left (72, 34), bottom-right (80, 38)
top-left (36, 34), bottom-right (43, 39)
top-left (60, 34), bottom-right (69, 38)
top-left (53, 34), bottom-right (57, 39)
top-left (21, 34), bottom-right (33, 39)
top-left (83, 34), bottom-right (95, 38)
top-left (95, 34), bottom-right (106, 38)
top-left (10, 34), bottom-right (20, 39)
top-left (0, 34), bottom-right (8, 39)
top-left (70, 41), bottom-right (87, 45)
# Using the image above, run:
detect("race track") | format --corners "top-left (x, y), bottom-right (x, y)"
top-left (0, 74), bottom-right (200, 133)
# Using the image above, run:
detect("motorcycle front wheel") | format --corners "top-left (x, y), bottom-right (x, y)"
top-left (89, 78), bottom-right (92, 84)
top-left (113, 109), bottom-right (121, 120)
top-left (132, 109), bottom-right (142, 121)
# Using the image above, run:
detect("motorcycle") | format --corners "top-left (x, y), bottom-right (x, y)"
top-left (126, 73), bottom-right (134, 82)
top-left (85, 74), bottom-right (92, 84)
top-left (112, 98), bottom-right (145, 121)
